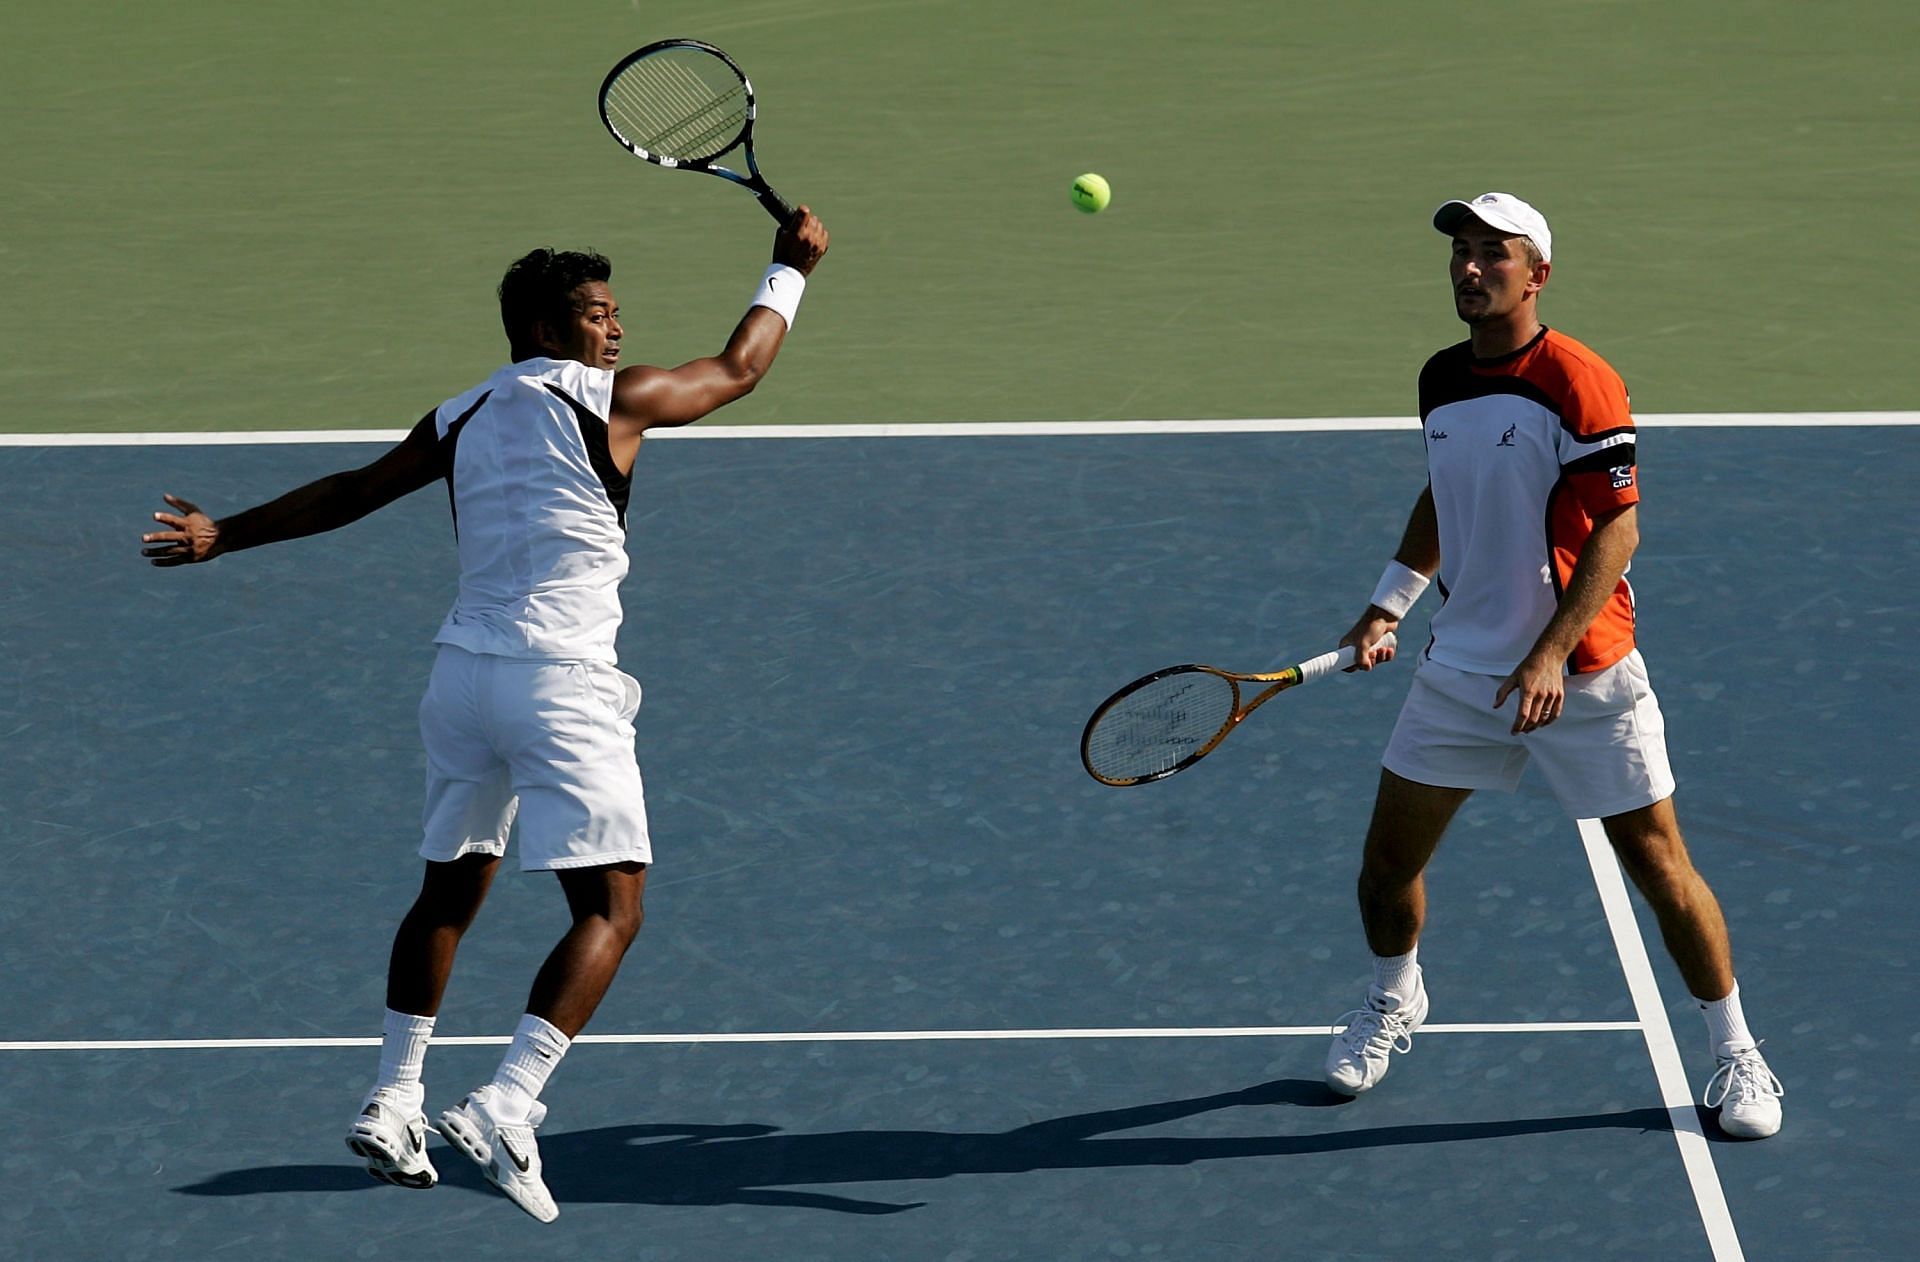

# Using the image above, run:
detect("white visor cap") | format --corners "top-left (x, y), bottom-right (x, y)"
top-left (1433, 192), bottom-right (1552, 263)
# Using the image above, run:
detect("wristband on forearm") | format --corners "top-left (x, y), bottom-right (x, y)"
top-left (1369, 559), bottom-right (1430, 619)
top-left (750, 264), bottom-right (806, 330)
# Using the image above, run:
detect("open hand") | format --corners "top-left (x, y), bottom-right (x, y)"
top-left (141, 494), bottom-right (222, 566)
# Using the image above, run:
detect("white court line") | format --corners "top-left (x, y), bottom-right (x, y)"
top-left (0, 1020), bottom-right (1640, 1052)
top-left (1578, 818), bottom-right (1746, 1262)
top-left (14, 413), bottom-right (1772, 1253)
top-left (1, 411), bottom-right (1915, 446)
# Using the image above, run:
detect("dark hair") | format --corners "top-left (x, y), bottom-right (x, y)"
top-left (498, 249), bottom-right (612, 352)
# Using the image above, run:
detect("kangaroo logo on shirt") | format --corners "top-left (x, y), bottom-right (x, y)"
top-left (1495, 424), bottom-right (1516, 447)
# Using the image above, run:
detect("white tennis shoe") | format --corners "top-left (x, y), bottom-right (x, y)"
top-left (436, 1086), bottom-right (559, 1223)
top-left (1704, 1044), bottom-right (1784, 1139)
top-left (1325, 983), bottom-right (1430, 1096)
top-left (345, 1088), bottom-right (438, 1189)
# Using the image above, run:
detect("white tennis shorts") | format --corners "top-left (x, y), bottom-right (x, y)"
top-left (418, 644), bottom-right (652, 871)
top-left (1382, 649), bottom-right (1676, 820)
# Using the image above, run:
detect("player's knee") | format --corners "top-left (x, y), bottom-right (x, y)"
top-left (413, 856), bottom-right (496, 924)
top-left (1356, 863), bottom-right (1416, 915)
top-left (1614, 835), bottom-right (1696, 898)
top-left (610, 899), bottom-right (644, 945)
top-left (408, 884), bottom-right (486, 931)
top-left (1358, 833), bottom-right (1430, 888)
top-left (579, 886), bottom-right (643, 945)
top-left (566, 892), bottom-right (642, 942)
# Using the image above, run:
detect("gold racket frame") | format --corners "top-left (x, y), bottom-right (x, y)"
top-left (1079, 663), bottom-right (1306, 787)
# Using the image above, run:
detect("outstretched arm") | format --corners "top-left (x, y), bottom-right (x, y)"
top-left (141, 413), bottom-right (445, 566)
top-left (1338, 485), bottom-right (1440, 670)
top-left (604, 208), bottom-right (830, 461)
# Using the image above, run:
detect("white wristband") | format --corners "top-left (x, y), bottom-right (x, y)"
top-left (1369, 559), bottom-right (1430, 619)
top-left (750, 264), bottom-right (806, 330)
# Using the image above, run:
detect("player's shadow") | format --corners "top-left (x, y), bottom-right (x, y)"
top-left (175, 1079), bottom-right (1673, 1214)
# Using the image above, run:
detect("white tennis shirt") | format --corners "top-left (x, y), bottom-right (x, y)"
top-left (428, 358), bottom-right (631, 664)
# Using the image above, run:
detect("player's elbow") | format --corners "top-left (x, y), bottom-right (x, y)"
top-left (1596, 505), bottom-right (1639, 553)
top-left (733, 349), bottom-right (771, 388)
top-left (727, 356), bottom-right (770, 396)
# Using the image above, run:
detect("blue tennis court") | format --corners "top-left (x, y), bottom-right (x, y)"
top-left (4, 421), bottom-right (1914, 1259)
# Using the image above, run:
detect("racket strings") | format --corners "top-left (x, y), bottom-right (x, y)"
top-left (1084, 671), bottom-right (1238, 783)
top-left (607, 69), bottom-right (741, 158)
top-left (607, 54), bottom-right (748, 161)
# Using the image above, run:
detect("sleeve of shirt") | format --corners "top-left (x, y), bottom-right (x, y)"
top-left (1555, 363), bottom-right (1639, 516)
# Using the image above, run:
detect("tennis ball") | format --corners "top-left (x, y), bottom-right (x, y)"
top-left (1071, 172), bottom-right (1111, 214)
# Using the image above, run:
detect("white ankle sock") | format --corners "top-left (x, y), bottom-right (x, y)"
top-left (1372, 947), bottom-right (1421, 1001)
top-left (1700, 981), bottom-right (1756, 1058)
top-left (374, 1009), bottom-right (434, 1102)
top-left (489, 1014), bottom-right (571, 1121)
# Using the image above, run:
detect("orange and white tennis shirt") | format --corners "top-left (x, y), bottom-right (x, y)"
top-left (1418, 327), bottom-right (1639, 676)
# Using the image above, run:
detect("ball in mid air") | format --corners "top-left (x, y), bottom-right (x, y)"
top-left (1071, 172), bottom-right (1111, 214)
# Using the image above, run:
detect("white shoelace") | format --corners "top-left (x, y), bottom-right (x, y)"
top-left (1702, 1043), bottom-right (1784, 1109)
top-left (1333, 1006), bottom-right (1419, 1058)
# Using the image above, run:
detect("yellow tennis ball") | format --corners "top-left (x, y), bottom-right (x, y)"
top-left (1071, 172), bottom-right (1111, 214)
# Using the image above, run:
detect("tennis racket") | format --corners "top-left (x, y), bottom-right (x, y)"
top-left (597, 39), bottom-right (796, 225)
top-left (1080, 634), bottom-right (1396, 787)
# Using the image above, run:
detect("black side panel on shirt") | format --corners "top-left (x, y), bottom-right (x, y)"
top-left (1542, 481), bottom-right (1570, 600)
top-left (439, 390), bottom-right (492, 538)
top-left (544, 382), bottom-right (632, 530)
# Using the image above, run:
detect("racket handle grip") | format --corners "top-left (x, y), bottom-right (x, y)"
top-left (1301, 632), bottom-right (1398, 684)
top-left (758, 186), bottom-right (798, 226)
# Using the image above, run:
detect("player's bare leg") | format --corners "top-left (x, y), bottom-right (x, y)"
top-left (437, 860), bottom-right (648, 1221)
top-left (1357, 769), bottom-right (1473, 956)
top-left (1600, 798), bottom-right (1733, 998)
top-left (1327, 770), bottom-right (1471, 1095)
top-left (387, 853), bottom-right (503, 1016)
top-left (351, 854), bottom-right (500, 1188)
top-left (1602, 797), bottom-right (1782, 1138)
top-left (527, 860), bottom-right (648, 1036)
